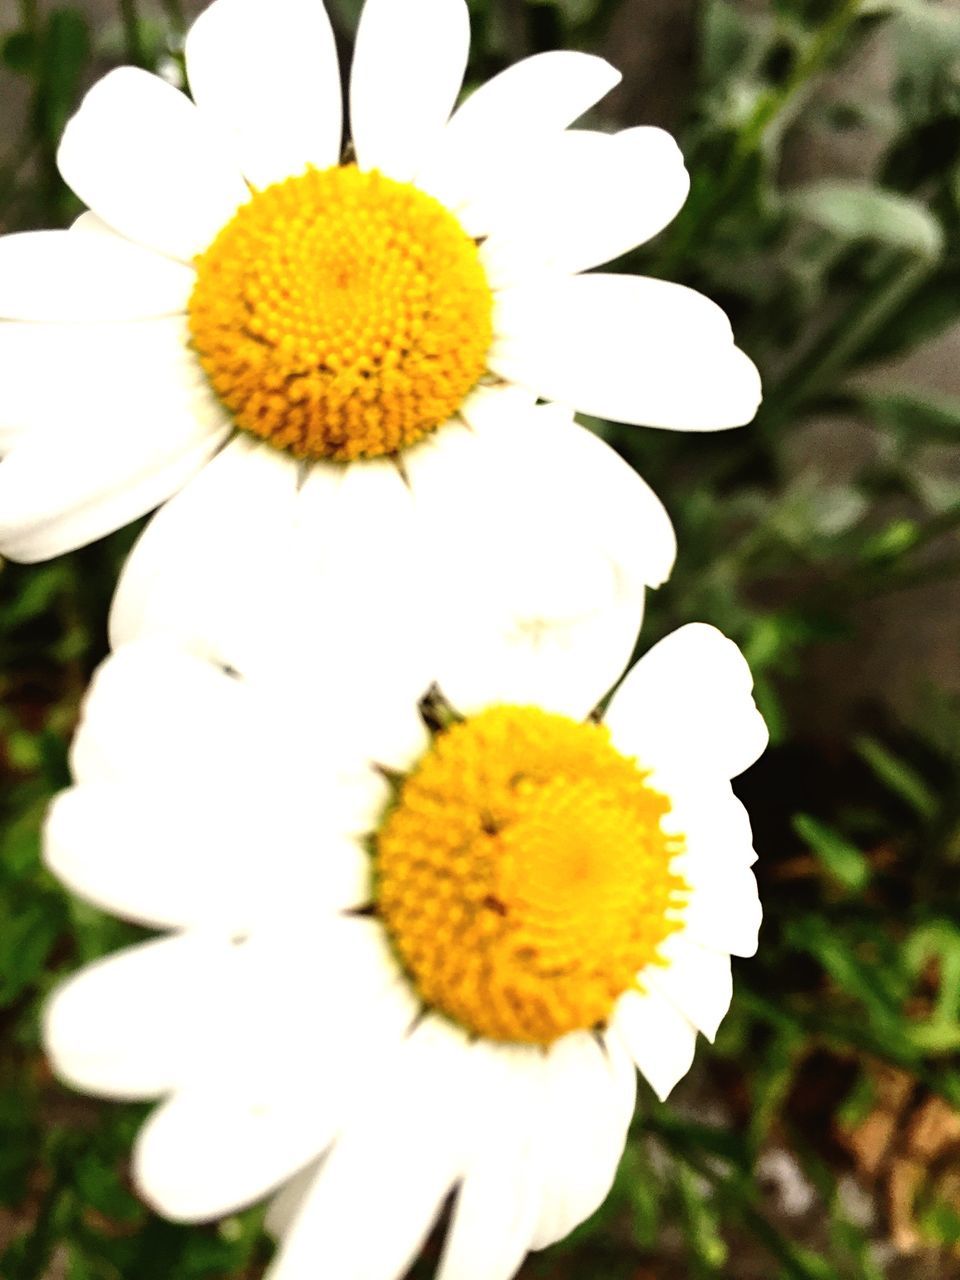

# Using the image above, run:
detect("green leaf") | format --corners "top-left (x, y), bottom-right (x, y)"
top-left (1, 31), bottom-right (37, 74)
top-left (792, 813), bottom-right (871, 891)
top-left (39, 9), bottom-right (92, 146)
top-left (862, 389), bottom-right (960, 444)
top-left (786, 181), bottom-right (944, 259)
top-left (855, 735), bottom-right (939, 821)
top-left (0, 899), bottom-right (63, 1006)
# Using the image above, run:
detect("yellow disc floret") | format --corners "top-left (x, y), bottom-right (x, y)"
top-left (188, 165), bottom-right (494, 461)
top-left (375, 706), bottom-right (687, 1045)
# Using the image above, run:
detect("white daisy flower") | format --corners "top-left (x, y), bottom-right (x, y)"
top-left (0, 0), bottom-right (760, 567)
top-left (43, 621), bottom-right (767, 1280)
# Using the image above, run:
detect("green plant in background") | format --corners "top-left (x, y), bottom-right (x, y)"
top-left (2, 0), bottom-right (960, 1276)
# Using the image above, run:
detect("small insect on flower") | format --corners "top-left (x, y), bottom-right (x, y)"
top-left (0, 0), bottom-right (759, 575)
top-left (43, 622), bottom-right (767, 1280)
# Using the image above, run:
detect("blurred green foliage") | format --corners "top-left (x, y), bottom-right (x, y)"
top-left (3, 0), bottom-right (960, 1276)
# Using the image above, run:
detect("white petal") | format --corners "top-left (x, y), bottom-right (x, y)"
top-left (57, 67), bottom-right (249, 260)
top-left (642, 935), bottom-right (733, 1043)
top-left (417, 52), bottom-right (621, 228)
top-left (406, 405), bottom-right (673, 718)
top-left (292, 458), bottom-right (438, 716)
top-left (43, 933), bottom-right (241, 1100)
top-left (0, 231), bottom-right (194, 321)
top-left (604, 623), bottom-right (768, 781)
top-left (133, 1085), bottom-right (337, 1223)
top-left (490, 274), bottom-right (762, 431)
top-left (350, 0), bottom-right (469, 182)
top-left (530, 1032), bottom-right (636, 1250)
top-left (679, 858), bottom-right (762, 958)
top-left (186, 0), bottom-right (342, 188)
top-left (267, 1019), bottom-right (469, 1280)
top-left (43, 781), bottom-right (370, 932)
top-left (0, 408), bottom-right (228, 563)
top-left (70, 642), bottom-right (269, 788)
top-left (457, 381), bottom-right (537, 431)
top-left (612, 988), bottom-right (697, 1102)
top-left (438, 1045), bottom-right (544, 1280)
top-left (0, 315), bottom-right (229, 560)
top-left (109, 436), bottom-right (300, 671)
top-left (266, 1161), bottom-right (323, 1240)
top-left (0, 313), bottom-right (206, 435)
top-left (81, 640), bottom-right (391, 849)
top-left (664, 782), bottom-right (757, 869)
top-left (480, 127), bottom-right (690, 286)
top-left (70, 210), bottom-right (117, 236)
top-left (111, 444), bottom-right (431, 789)
top-left (74, 639), bottom-right (390, 842)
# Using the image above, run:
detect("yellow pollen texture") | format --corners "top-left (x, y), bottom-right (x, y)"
top-left (188, 165), bottom-right (494, 461)
top-left (376, 706), bottom-right (687, 1045)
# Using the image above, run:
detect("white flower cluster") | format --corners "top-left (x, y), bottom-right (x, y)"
top-left (0, 1), bottom-right (768, 1277)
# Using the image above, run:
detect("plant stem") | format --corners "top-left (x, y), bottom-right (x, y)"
top-left (160, 0), bottom-right (186, 37)
top-left (118, 0), bottom-right (146, 66)
top-left (758, 254), bottom-right (931, 436)
top-left (649, 1117), bottom-right (829, 1280)
top-left (659, 0), bottom-right (867, 274)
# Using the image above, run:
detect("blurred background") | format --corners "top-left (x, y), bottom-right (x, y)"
top-left (3, 0), bottom-right (960, 1276)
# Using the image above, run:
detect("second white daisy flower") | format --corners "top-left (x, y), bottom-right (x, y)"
top-left (44, 622), bottom-right (767, 1280)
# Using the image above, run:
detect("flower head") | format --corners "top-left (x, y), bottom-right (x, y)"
top-left (44, 622), bottom-right (766, 1280)
top-left (0, 0), bottom-right (759, 564)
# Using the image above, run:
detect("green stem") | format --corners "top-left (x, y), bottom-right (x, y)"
top-left (159, 0), bottom-right (186, 37)
top-left (649, 1117), bottom-right (828, 1280)
top-left (118, 0), bottom-right (146, 66)
top-left (659, 0), bottom-right (867, 273)
top-left (758, 254), bottom-right (931, 435)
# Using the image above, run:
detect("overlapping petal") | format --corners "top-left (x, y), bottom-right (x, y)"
top-left (57, 67), bottom-right (249, 260)
top-left (186, 0), bottom-right (343, 188)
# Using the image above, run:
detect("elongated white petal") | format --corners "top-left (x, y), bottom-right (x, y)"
top-left (58, 67), bottom-right (249, 260)
top-left (267, 1020), bottom-right (469, 1280)
top-left (457, 381), bottom-right (537, 431)
top-left (69, 642), bottom-right (272, 789)
top-left (0, 314), bottom-right (206, 438)
top-left (491, 274), bottom-right (762, 430)
top-left (134, 1086), bottom-right (338, 1223)
top-left (604, 623), bottom-right (768, 781)
top-left (530, 1032), bottom-right (636, 1250)
top-left (612, 988), bottom-right (697, 1102)
top-left (0, 230), bottom-right (194, 321)
top-left (265, 1161), bottom-right (323, 1240)
top-left (417, 52), bottom-right (621, 227)
top-left (0, 384), bottom-right (228, 562)
top-left (404, 405), bottom-right (673, 718)
top-left (438, 1045), bottom-right (544, 1280)
top-left (70, 210), bottom-right (117, 235)
top-left (109, 436), bottom-right (299, 668)
top-left (292, 457), bottom-right (438, 721)
top-left (44, 781), bottom-right (370, 932)
top-left (643, 936), bottom-right (733, 1043)
top-left (70, 640), bottom-right (391, 839)
top-left (43, 934), bottom-right (242, 1099)
top-left (350, 0), bottom-right (469, 182)
top-left (480, 127), bottom-right (690, 286)
top-left (186, 0), bottom-right (342, 188)
top-left (664, 782), bottom-right (758, 869)
top-left (680, 858), bottom-right (762, 958)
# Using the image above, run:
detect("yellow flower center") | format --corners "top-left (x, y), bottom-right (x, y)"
top-left (375, 706), bottom-right (687, 1045)
top-left (188, 166), bottom-right (494, 461)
